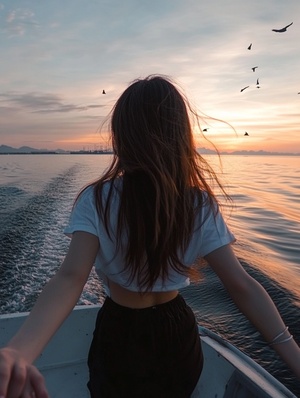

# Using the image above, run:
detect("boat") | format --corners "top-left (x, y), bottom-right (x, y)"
top-left (0, 305), bottom-right (297, 397)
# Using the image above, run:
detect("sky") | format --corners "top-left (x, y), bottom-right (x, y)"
top-left (0, 0), bottom-right (299, 153)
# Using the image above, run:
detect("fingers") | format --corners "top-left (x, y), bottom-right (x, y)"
top-left (0, 349), bottom-right (49, 398)
top-left (0, 364), bottom-right (10, 397)
top-left (9, 366), bottom-right (49, 398)
top-left (28, 366), bottom-right (49, 398)
top-left (6, 362), bottom-right (27, 398)
top-left (0, 349), bottom-right (26, 398)
top-left (19, 379), bottom-right (36, 398)
top-left (20, 368), bottom-right (49, 398)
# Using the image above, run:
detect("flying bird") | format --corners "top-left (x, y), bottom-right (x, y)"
top-left (256, 78), bottom-right (259, 85)
top-left (203, 128), bottom-right (209, 132)
top-left (272, 22), bottom-right (293, 33)
top-left (240, 86), bottom-right (249, 92)
top-left (252, 66), bottom-right (258, 72)
top-left (102, 90), bottom-right (106, 94)
top-left (244, 132), bottom-right (249, 136)
top-left (247, 43), bottom-right (252, 50)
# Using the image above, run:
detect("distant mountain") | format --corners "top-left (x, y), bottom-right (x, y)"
top-left (221, 149), bottom-right (300, 156)
top-left (197, 148), bottom-right (299, 156)
top-left (197, 147), bottom-right (217, 154)
top-left (0, 145), bottom-right (68, 154)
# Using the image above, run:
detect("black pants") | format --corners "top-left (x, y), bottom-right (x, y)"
top-left (87, 294), bottom-right (203, 398)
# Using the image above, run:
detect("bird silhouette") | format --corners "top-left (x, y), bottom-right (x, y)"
top-left (244, 132), bottom-right (249, 136)
top-left (256, 78), bottom-right (259, 85)
top-left (102, 90), bottom-right (106, 94)
top-left (252, 66), bottom-right (258, 72)
top-left (272, 22), bottom-right (293, 33)
top-left (247, 43), bottom-right (252, 50)
top-left (240, 86), bottom-right (249, 92)
top-left (203, 128), bottom-right (209, 132)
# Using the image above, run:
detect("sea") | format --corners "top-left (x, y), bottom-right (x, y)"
top-left (0, 154), bottom-right (299, 396)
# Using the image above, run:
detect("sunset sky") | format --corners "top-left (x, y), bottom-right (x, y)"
top-left (0, 0), bottom-right (299, 153)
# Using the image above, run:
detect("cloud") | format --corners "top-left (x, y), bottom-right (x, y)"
top-left (6, 11), bottom-right (16, 23)
top-left (6, 8), bottom-right (35, 23)
top-left (0, 92), bottom-right (105, 113)
top-left (4, 8), bottom-right (38, 36)
top-left (34, 104), bottom-right (105, 114)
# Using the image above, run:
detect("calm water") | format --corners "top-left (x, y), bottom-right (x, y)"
top-left (0, 154), bottom-right (299, 395)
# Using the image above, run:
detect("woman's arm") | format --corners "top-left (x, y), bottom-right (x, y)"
top-left (205, 244), bottom-right (300, 378)
top-left (0, 231), bottom-right (99, 398)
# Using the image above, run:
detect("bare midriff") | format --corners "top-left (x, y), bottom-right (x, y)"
top-left (108, 279), bottom-right (178, 309)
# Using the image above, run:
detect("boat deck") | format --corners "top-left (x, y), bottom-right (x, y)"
top-left (0, 305), bottom-right (296, 398)
top-left (41, 361), bottom-right (89, 397)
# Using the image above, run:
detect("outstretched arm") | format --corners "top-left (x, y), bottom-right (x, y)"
top-left (0, 231), bottom-right (99, 398)
top-left (205, 244), bottom-right (300, 378)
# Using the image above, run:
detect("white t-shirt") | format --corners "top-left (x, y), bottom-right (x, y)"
top-left (64, 180), bottom-right (235, 295)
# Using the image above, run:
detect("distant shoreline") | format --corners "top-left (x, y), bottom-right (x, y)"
top-left (0, 151), bottom-right (299, 156)
top-left (0, 151), bottom-right (114, 155)
top-left (0, 145), bottom-right (299, 156)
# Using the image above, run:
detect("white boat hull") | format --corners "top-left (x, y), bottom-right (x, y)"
top-left (0, 305), bottom-right (296, 397)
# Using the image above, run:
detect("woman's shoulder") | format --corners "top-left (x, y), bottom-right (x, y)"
top-left (81, 177), bottom-right (122, 195)
top-left (81, 178), bottom-right (123, 209)
top-left (193, 189), bottom-right (221, 226)
top-left (98, 177), bottom-right (123, 197)
top-left (74, 185), bottom-right (96, 211)
top-left (194, 188), bottom-right (215, 209)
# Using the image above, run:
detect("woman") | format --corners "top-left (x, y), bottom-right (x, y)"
top-left (0, 75), bottom-right (299, 398)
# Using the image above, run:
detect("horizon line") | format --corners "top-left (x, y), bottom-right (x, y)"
top-left (0, 144), bottom-right (299, 156)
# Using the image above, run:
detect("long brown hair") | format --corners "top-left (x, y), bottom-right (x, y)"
top-left (91, 75), bottom-right (227, 290)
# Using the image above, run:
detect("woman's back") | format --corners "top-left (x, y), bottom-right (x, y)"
top-left (64, 179), bottom-right (234, 297)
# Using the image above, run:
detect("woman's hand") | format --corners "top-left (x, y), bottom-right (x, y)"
top-left (0, 347), bottom-right (49, 398)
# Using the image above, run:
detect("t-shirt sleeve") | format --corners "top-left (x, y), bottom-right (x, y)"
top-left (64, 187), bottom-right (98, 238)
top-left (198, 201), bottom-right (236, 258)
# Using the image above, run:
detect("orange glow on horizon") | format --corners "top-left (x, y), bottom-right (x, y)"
top-left (55, 131), bottom-right (112, 150)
